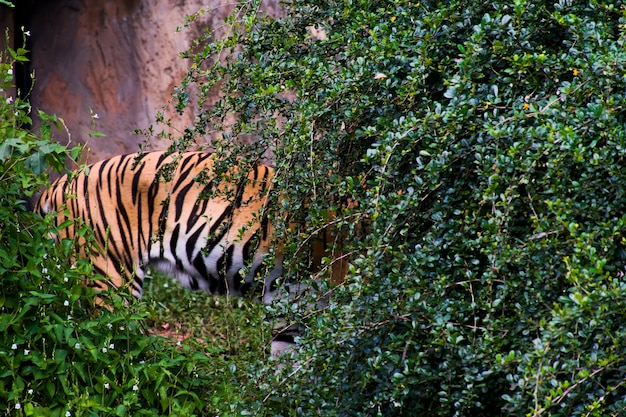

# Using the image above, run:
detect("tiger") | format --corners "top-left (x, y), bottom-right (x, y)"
top-left (36, 151), bottom-right (326, 353)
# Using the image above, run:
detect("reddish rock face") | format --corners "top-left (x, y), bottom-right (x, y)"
top-left (15, 0), bottom-right (281, 163)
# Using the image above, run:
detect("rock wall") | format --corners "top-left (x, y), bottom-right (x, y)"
top-left (18, 0), bottom-right (280, 163)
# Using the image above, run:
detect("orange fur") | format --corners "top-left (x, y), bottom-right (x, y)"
top-left (36, 151), bottom-right (349, 304)
top-left (36, 151), bottom-right (278, 300)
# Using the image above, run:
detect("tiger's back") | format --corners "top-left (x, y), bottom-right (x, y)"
top-left (36, 151), bottom-right (279, 301)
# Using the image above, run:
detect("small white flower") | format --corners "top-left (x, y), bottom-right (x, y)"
top-left (66, 411), bottom-right (71, 417)
top-left (109, 343), bottom-right (114, 350)
top-left (93, 113), bottom-right (99, 119)
top-left (42, 267), bottom-right (48, 274)
top-left (139, 360), bottom-right (145, 364)
top-left (15, 403), bottom-right (21, 410)
top-left (163, 283), bottom-right (169, 288)
top-left (133, 384), bottom-right (139, 391)
top-left (104, 382), bottom-right (110, 389)
top-left (56, 264), bottom-right (61, 270)
top-left (24, 349), bottom-right (30, 355)
top-left (74, 343), bottom-right (81, 349)
top-left (7, 69), bottom-right (13, 76)
top-left (107, 323), bottom-right (113, 329)
top-left (28, 389), bottom-right (33, 395)
top-left (67, 315), bottom-right (72, 321)
top-left (11, 344), bottom-right (17, 350)
top-left (64, 277), bottom-right (69, 282)
top-left (64, 300), bottom-right (69, 307)
top-left (101, 347), bottom-right (107, 353)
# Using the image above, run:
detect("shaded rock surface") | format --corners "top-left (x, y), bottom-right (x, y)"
top-left (13, 0), bottom-right (280, 163)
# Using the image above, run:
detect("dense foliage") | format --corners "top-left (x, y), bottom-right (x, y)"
top-left (167, 0), bottom-right (626, 415)
top-left (5, 0), bottom-right (626, 415)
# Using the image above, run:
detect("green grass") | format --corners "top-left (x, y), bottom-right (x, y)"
top-left (141, 269), bottom-right (270, 358)
top-left (139, 271), bottom-right (274, 415)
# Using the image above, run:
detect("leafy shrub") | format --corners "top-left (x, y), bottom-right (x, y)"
top-left (170, 0), bottom-right (626, 415)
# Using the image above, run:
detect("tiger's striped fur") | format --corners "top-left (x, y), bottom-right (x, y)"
top-left (36, 151), bottom-right (283, 304)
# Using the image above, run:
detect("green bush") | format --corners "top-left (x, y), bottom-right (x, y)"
top-left (170, 0), bottom-right (626, 415)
